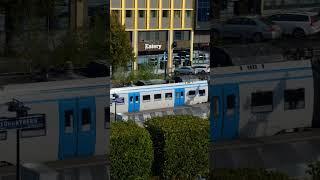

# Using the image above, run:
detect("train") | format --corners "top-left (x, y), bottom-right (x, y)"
top-left (0, 77), bottom-right (109, 164)
top-left (110, 80), bottom-right (209, 114)
top-left (210, 59), bottom-right (320, 141)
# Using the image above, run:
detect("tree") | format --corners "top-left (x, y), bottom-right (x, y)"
top-left (109, 12), bottom-right (134, 73)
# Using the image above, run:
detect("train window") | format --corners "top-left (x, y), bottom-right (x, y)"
top-left (154, 94), bottom-right (162, 100)
top-left (105, 107), bottom-right (110, 129)
top-left (226, 95), bottom-right (235, 116)
top-left (213, 97), bottom-right (219, 118)
top-left (181, 91), bottom-right (184, 97)
top-left (188, 90), bottom-right (196, 96)
top-left (199, 89), bottom-right (206, 96)
top-left (165, 93), bottom-right (173, 99)
top-left (64, 110), bottom-right (74, 133)
top-left (284, 88), bottom-right (305, 110)
top-left (130, 96), bottom-right (134, 103)
top-left (0, 131), bottom-right (7, 141)
top-left (251, 91), bottom-right (273, 112)
top-left (143, 95), bottom-right (151, 101)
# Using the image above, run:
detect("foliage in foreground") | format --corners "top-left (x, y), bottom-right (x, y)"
top-left (145, 115), bottom-right (210, 179)
top-left (110, 121), bottom-right (153, 180)
top-left (306, 161), bottom-right (320, 180)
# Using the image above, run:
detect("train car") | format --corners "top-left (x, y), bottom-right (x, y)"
top-left (110, 80), bottom-right (208, 114)
top-left (0, 77), bottom-right (109, 164)
top-left (210, 59), bottom-right (319, 141)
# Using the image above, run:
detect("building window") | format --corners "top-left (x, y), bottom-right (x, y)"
top-left (162, 10), bottom-right (169, 18)
top-left (199, 89), bottom-right (206, 96)
top-left (186, 10), bottom-right (192, 18)
top-left (251, 91), bottom-right (273, 112)
top-left (139, 10), bottom-right (145, 18)
top-left (165, 93), bottom-right (173, 99)
top-left (126, 10), bottom-right (132, 18)
top-left (197, 0), bottom-right (210, 22)
top-left (143, 95), bottom-right (151, 101)
top-left (151, 10), bottom-right (157, 18)
top-left (154, 94), bottom-right (162, 100)
top-left (284, 88), bottom-right (305, 110)
top-left (175, 31), bottom-right (182, 40)
top-left (188, 90), bottom-right (196, 96)
top-left (174, 10), bottom-right (181, 18)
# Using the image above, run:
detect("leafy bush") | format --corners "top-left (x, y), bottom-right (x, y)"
top-left (110, 121), bottom-right (153, 180)
top-left (208, 168), bottom-right (290, 180)
top-left (306, 161), bottom-right (320, 180)
top-left (145, 115), bottom-right (210, 179)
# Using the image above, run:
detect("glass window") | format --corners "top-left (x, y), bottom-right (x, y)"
top-left (284, 88), bottom-right (305, 110)
top-left (174, 10), bottom-right (181, 18)
top-left (143, 95), bottom-right (151, 101)
top-left (251, 91), bottom-right (273, 112)
top-left (82, 108), bottom-right (91, 125)
top-left (199, 89), bottom-right (206, 96)
top-left (151, 10), bottom-right (157, 18)
top-left (139, 10), bottom-right (145, 18)
top-left (242, 18), bottom-right (256, 25)
top-left (64, 110), bottom-right (73, 128)
top-left (227, 95), bottom-right (235, 110)
top-left (189, 90), bottom-right (196, 96)
top-left (130, 96), bottom-right (134, 103)
top-left (165, 93), bottom-right (173, 99)
top-left (186, 10), bottom-right (192, 18)
top-left (135, 96), bottom-right (139, 102)
top-left (154, 94), bottom-right (162, 100)
top-left (213, 96), bottom-right (219, 118)
top-left (181, 91), bottom-right (184, 97)
top-left (163, 10), bottom-right (169, 18)
top-left (126, 10), bottom-right (132, 18)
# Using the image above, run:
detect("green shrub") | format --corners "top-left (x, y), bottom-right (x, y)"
top-left (208, 168), bottom-right (290, 180)
top-left (145, 115), bottom-right (210, 179)
top-left (110, 121), bottom-right (153, 180)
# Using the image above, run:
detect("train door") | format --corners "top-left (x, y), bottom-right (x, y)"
top-left (77, 97), bottom-right (96, 157)
top-left (59, 97), bottom-right (96, 160)
top-left (174, 88), bottom-right (185, 106)
top-left (211, 84), bottom-right (239, 141)
top-left (128, 92), bottom-right (140, 112)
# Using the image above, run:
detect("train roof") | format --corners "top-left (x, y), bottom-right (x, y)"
top-left (110, 80), bottom-right (208, 94)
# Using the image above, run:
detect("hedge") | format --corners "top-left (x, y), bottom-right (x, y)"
top-left (209, 169), bottom-right (290, 180)
top-left (145, 115), bottom-right (210, 179)
top-left (110, 121), bottom-right (153, 180)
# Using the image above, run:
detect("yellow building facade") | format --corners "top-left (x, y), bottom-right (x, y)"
top-left (110, 0), bottom-right (194, 72)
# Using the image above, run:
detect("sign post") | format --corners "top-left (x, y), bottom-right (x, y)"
top-left (164, 51), bottom-right (167, 80)
top-left (3, 99), bottom-right (46, 180)
top-left (112, 94), bottom-right (124, 121)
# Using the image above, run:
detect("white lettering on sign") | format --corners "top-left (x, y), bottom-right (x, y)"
top-left (145, 44), bottom-right (162, 50)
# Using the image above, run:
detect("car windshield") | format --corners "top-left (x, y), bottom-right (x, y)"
top-left (259, 17), bottom-right (274, 25)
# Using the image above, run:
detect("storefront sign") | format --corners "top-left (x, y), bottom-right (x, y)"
top-left (145, 44), bottom-right (162, 50)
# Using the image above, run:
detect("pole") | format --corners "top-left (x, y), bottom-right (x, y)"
top-left (16, 110), bottom-right (20, 180)
top-left (114, 101), bottom-right (117, 121)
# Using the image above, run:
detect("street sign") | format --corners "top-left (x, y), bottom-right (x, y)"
top-left (112, 97), bottom-right (124, 104)
top-left (0, 114), bottom-right (45, 131)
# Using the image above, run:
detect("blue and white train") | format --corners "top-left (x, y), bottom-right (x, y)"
top-left (0, 77), bottom-right (109, 164)
top-left (210, 59), bottom-right (320, 141)
top-left (110, 80), bottom-right (208, 114)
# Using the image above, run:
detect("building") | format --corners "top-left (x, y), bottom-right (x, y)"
top-left (194, 0), bottom-right (210, 51)
top-left (110, 0), bottom-right (195, 72)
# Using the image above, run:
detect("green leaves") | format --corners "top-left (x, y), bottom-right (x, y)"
top-left (208, 169), bottom-right (290, 180)
top-left (145, 115), bottom-right (210, 179)
top-left (110, 121), bottom-right (154, 180)
top-left (306, 161), bottom-right (320, 180)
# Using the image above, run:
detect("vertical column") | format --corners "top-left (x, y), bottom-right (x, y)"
top-left (76, 0), bottom-right (84, 28)
top-left (122, 0), bottom-right (126, 25)
top-left (159, 0), bottom-right (162, 29)
top-left (190, 30), bottom-right (194, 65)
top-left (147, 0), bottom-right (150, 29)
top-left (260, 0), bottom-right (264, 15)
top-left (133, 0), bottom-right (139, 70)
top-left (168, 0), bottom-right (175, 73)
top-left (182, 0), bottom-right (186, 28)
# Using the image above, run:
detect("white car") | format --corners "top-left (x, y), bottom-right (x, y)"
top-left (192, 65), bottom-right (210, 74)
top-left (267, 12), bottom-right (320, 38)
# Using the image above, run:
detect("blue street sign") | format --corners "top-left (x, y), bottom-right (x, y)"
top-left (0, 114), bottom-right (45, 130)
top-left (112, 97), bottom-right (124, 104)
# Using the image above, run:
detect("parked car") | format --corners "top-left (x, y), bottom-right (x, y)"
top-left (211, 16), bottom-right (282, 42)
top-left (174, 66), bottom-right (195, 75)
top-left (266, 12), bottom-right (320, 38)
top-left (192, 65), bottom-right (210, 74)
